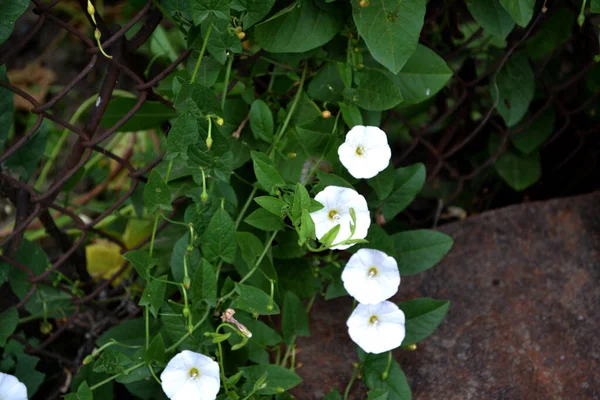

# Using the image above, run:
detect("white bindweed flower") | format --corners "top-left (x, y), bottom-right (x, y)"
top-left (310, 186), bottom-right (370, 250)
top-left (338, 125), bottom-right (392, 179)
top-left (347, 301), bottom-right (406, 354)
top-left (341, 248), bottom-right (400, 304)
top-left (160, 350), bottom-right (220, 400)
top-left (0, 372), bottom-right (27, 400)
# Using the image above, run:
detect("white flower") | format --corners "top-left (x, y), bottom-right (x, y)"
top-left (342, 248), bottom-right (400, 304)
top-left (347, 301), bottom-right (406, 354)
top-left (337, 125), bottom-right (392, 179)
top-left (160, 350), bottom-right (220, 400)
top-left (0, 372), bottom-right (27, 400)
top-left (310, 186), bottom-right (370, 250)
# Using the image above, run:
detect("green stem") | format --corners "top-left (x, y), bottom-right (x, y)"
top-left (343, 363), bottom-right (360, 400)
top-left (190, 20), bottom-right (213, 84)
top-left (89, 362), bottom-right (145, 391)
top-left (221, 56), bottom-right (233, 109)
top-left (165, 159), bottom-right (174, 182)
top-left (216, 341), bottom-right (229, 392)
top-left (220, 230), bottom-right (277, 302)
top-left (165, 307), bottom-right (211, 353)
top-left (234, 186), bottom-right (257, 230)
top-left (145, 306), bottom-right (150, 350)
top-left (382, 350), bottom-right (392, 380)
top-left (148, 364), bottom-right (161, 385)
top-left (149, 214), bottom-right (159, 257)
top-left (269, 64), bottom-right (308, 159)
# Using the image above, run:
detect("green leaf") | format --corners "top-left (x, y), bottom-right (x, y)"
top-left (254, 196), bottom-right (287, 216)
top-left (188, 55), bottom-right (221, 87)
top-left (388, 45), bottom-right (452, 105)
top-left (244, 208), bottom-right (285, 231)
top-left (353, 0), bottom-right (426, 74)
top-left (240, 364), bottom-right (302, 394)
top-left (0, 0), bottom-right (29, 45)
top-left (174, 82), bottom-right (222, 118)
top-left (166, 113), bottom-right (199, 160)
top-left (251, 151), bottom-right (286, 195)
top-left (213, 151), bottom-right (233, 182)
top-left (592, 0), bottom-right (600, 12)
top-left (510, 108), bottom-right (555, 154)
top-left (146, 334), bottom-right (165, 364)
top-left (190, 0), bottom-right (230, 25)
top-left (398, 298), bottom-right (450, 345)
top-left (525, 8), bottom-right (574, 61)
top-left (0, 66), bottom-right (13, 150)
top-left (391, 230), bottom-right (453, 275)
top-left (493, 52), bottom-right (535, 127)
top-left (293, 118), bottom-right (335, 157)
top-left (64, 381), bottom-right (94, 400)
top-left (236, 232), bottom-right (263, 267)
top-left (232, 283), bottom-right (280, 315)
top-left (254, 0), bottom-right (342, 53)
top-left (315, 171), bottom-right (354, 192)
top-left (143, 170), bottom-right (172, 213)
top-left (320, 224), bottom-right (341, 248)
top-left (192, 259), bottom-right (217, 306)
top-left (368, 389), bottom-right (390, 400)
top-left (291, 183), bottom-right (311, 225)
top-left (500, 0), bottom-right (535, 27)
top-left (3, 121), bottom-right (48, 182)
top-left (307, 63), bottom-right (345, 102)
top-left (250, 100), bottom-right (274, 142)
top-left (324, 389), bottom-right (343, 400)
top-left (339, 102), bottom-right (363, 128)
top-left (282, 291), bottom-right (310, 342)
top-left (100, 98), bottom-right (178, 132)
top-left (0, 307), bottom-right (18, 346)
top-left (203, 18), bottom-right (242, 64)
top-left (123, 250), bottom-right (156, 281)
top-left (494, 148), bottom-right (541, 191)
top-left (171, 232), bottom-right (202, 282)
top-left (368, 164), bottom-right (395, 200)
top-left (466, 0), bottom-right (515, 38)
top-left (382, 163), bottom-right (426, 221)
top-left (363, 354), bottom-right (411, 400)
top-left (93, 348), bottom-right (131, 374)
top-left (202, 208), bottom-right (237, 263)
top-left (242, 0), bottom-right (276, 28)
top-left (139, 276), bottom-right (166, 316)
top-left (355, 70), bottom-right (403, 111)
top-left (299, 209), bottom-right (316, 246)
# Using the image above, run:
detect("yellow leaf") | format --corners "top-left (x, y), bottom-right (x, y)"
top-left (85, 240), bottom-right (130, 285)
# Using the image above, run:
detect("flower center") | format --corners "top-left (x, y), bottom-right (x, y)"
top-left (355, 145), bottom-right (366, 156)
top-left (328, 210), bottom-right (341, 221)
top-left (367, 267), bottom-right (378, 279)
top-left (189, 367), bottom-right (200, 379)
top-left (369, 315), bottom-right (380, 326)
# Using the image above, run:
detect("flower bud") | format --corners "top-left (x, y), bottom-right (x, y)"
top-left (183, 306), bottom-right (190, 318)
top-left (359, 0), bottom-right (370, 7)
top-left (201, 191), bottom-right (209, 204)
top-left (408, 344), bottom-right (417, 351)
top-left (83, 355), bottom-right (95, 365)
top-left (183, 276), bottom-right (191, 289)
top-left (94, 28), bottom-right (101, 41)
top-left (234, 26), bottom-right (243, 33)
top-left (216, 117), bottom-right (224, 126)
top-left (381, 371), bottom-right (389, 380)
top-left (354, 47), bottom-right (360, 53)
top-left (357, 63), bottom-right (364, 70)
top-left (237, 31), bottom-right (246, 40)
top-left (40, 321), bottom-right (53, 335)
top-left (276, 387), bottom-right (285, 394)
top-left (287, 152), bottom-right (297, 159)
top-left (321, 110), bottom-right (331, 119)
top-left (87, 0), bottom-right (96, 18)
top-left (206, 136), bottom-right (213, 150)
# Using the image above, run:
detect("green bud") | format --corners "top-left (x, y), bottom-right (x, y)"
top-left (206, 136), bottom-right (213, 150)
top-left (183, 276), bottom-right (191, 289)
top-left (201, 191), bottom-right (209, 204)
top-left (276, 387), bottom-right (285, 394)
top-left (83, 355), bottom-right (95, 365)
top-left (183, 306), bottom-right (190, 318)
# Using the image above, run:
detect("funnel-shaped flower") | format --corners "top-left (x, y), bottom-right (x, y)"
top-left (160, 350), bottom-right (220, 400)
top-left (347, 301), bottom-right (406, 354)
top-left (310, 186), bottom-right (370, 250)
top-left (342, 248), bottom-right (400, 304)
top-left (0, 373), bottom-right (27, 400)
top-left (338, 125), bottom-right (391, 179)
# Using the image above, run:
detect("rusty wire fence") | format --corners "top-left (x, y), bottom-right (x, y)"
top-left (0, 0), bottom-right (598, 396)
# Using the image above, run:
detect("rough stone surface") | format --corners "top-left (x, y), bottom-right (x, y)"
top-left (292, 191), bottom-right (600, 399)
